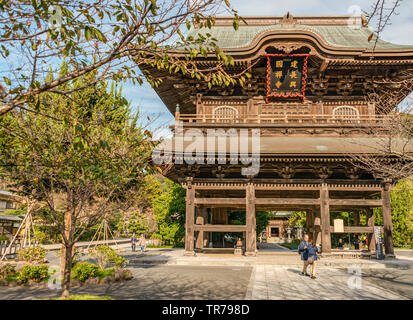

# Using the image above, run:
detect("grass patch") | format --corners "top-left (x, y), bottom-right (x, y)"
top-left (52, 295), bottom-right (112, 300)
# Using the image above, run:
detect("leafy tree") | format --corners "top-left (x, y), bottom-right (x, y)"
top-left (228, 210), bottom-right (271, 237)
top-left (0, 0), bottom-right (247, 116)
top-left (374, 180), bottom-right (413, 247)
top-left (289, 211), bottom-right (306, 229)
top-left (0, 72), bottom-right (154, 297)
top-left (149, 177), bottom-right (185, 245)
top-left (127, 212), bottom-right (149, 235)
top-left (256, 212), bottom-right (271, 237)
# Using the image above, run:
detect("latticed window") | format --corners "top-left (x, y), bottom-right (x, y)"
top-left (332, 106), bottom-right (359, 122)
top-left (213, 106), bottom-right (239, 123)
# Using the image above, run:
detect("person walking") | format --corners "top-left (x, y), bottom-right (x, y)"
top-left (131, 233), bottom-right (137, 252)
top-left (298, 234), bottom-right (310, 276)
top-left (138, 234), bottom-right (146, 252)
top-left (307, 240), bottom-right (319, 279)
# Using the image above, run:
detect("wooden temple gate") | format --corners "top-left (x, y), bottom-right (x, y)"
top-left (183, 181), bottom-right (393, 256)
top-left (143, 14), bottom-right (413, 259)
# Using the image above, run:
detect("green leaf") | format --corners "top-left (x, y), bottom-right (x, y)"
top-left (84, 27), bottom-right (92, 41)
top-left (94, 29), bottom-right (106, 42)
top-left (233, 18), bottom-right (239, 31)
top-left (3, 77), bottom-right (11, 85)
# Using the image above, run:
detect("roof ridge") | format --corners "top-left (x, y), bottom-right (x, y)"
top-left (208, 14), bottom-right (368, 27)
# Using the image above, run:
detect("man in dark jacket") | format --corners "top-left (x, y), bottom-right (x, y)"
top-left (298, 234), bottom-right (310, 276)
top-left (131, 233), bottom-right (137, 252)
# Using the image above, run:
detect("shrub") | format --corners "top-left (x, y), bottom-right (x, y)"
top-left (34, 230), bottom-right (49, 244)
top-left (0, 264), bottom-right (17, 280)
top-left (0, 235), bottom-right (10, 243)
top-left (17, 247), bottom-right (47, 264)
top-left (71, 262), bottom-right (100, 282)
top-left (96, 268), bottom-right (114, 280)
top-left (150, 234), bottom-right (162, 240)
top-left (17, 265), bottom-right (49, 283)
top-left (88, 245), bottom-right (126, 270)
top-left (292, 238), bottom-right (301, 245)
top-left (174, 242), bottom-right (185, 248)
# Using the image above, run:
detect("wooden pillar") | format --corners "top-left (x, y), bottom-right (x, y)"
top-left (195, 206), bottom-right (208, 250)
top-left (366, 208), bottom-right (376, 252)
top-left (185, 181), bottom-right (195, 255)
top-left (381, 182), bottom-right (395, 256)
top-left (313, 208), bottom-right (322, 246)
top-left (320, 183), bottom-right (331, 253)
top-left (245, 183), bottom-right (256, 256)
top-left (306, 210), bottom-right (314, 241)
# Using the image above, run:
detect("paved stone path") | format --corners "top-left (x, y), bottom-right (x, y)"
top-left (0, 265), bottom-right (252, 300)
top-left (0, 264), bottom-right (411, 300)
top-left (245, 265), bottom-right (410, 300)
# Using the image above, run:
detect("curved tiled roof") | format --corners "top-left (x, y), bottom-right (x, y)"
top-left (183, 20), bottom-right (413, 51)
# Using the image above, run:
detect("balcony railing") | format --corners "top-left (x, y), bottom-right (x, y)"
top-left (175, 113), bottom-right (390, 125)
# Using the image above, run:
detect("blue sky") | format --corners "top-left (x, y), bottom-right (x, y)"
top-left (126, 0), bottom-right (413, 138)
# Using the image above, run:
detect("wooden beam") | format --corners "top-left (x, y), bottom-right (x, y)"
top-left (382, 183), bottom-right (394, 256)
top-left (319, 60), bottom-right (330, 74)
top-left (195, 198), bottom-right (245, 205)
top-left (192, 182), bottom-right (382, 192)
top-left (196, 197), bottom-right (321, 206)
top-left (255, 198), bottom-right (320, 205)
top-left (330, 226), bottom-right (374, 233)
top-left (329, 199), bottom-right (382, 207)
top-left (193, 224), bottom-right (247, 232)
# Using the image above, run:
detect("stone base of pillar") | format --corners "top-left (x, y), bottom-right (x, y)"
top-left (184, 250), bottom-right (196, 257)
top-left (234, 247), bottom-right (243, 255)
top-left (244, 251), bottom-right (257, 257)
top-left (384, 254), bottom-right (396, 260)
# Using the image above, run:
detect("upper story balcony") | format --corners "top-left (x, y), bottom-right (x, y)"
top-left (170, 100), bottom-right (396, 137)
top-left (175, 113), bottom-right (390, 126)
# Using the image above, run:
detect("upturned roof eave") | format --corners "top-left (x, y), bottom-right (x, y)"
top-left (165, 28), bottom-right (413, 60)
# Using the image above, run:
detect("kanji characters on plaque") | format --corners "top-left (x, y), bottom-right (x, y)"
top-left (266, 54), bottom-right (309, 103)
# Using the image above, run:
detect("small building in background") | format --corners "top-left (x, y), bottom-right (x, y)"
top-left (0, 190), bottom-right (19, 213)
top-left (0, 190), bottom-right (22, 240)
top-left (0, 215), bottom-right (22, 240)
top-left (265, 212), bottom-right (293, 243)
